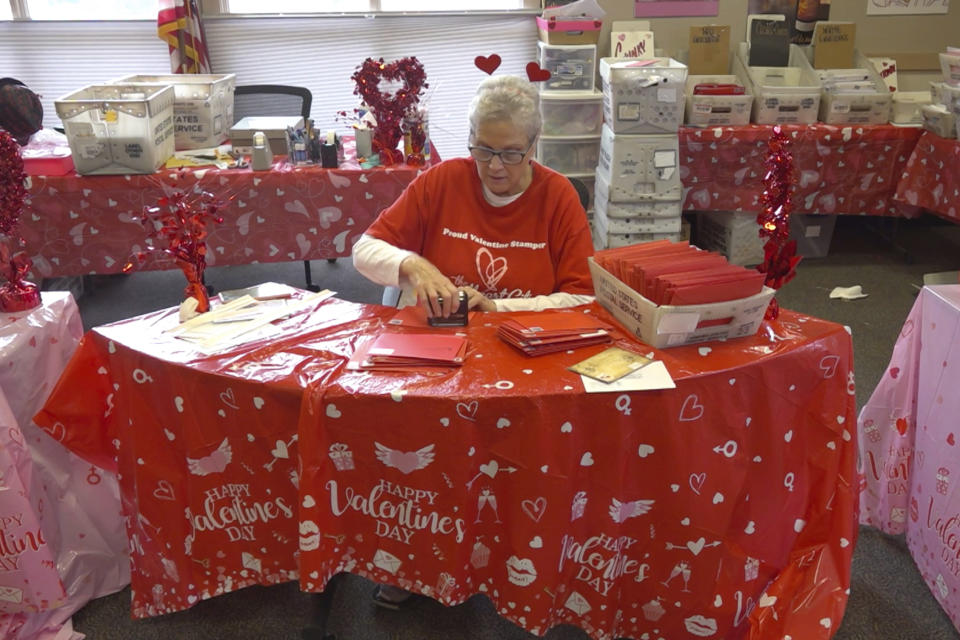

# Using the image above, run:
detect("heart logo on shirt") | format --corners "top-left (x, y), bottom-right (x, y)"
top-left (476, 248), bottom-right (508, 292)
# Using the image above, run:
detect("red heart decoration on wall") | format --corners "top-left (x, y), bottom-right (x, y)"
top-left (890, 367), bottom-right (900, 379)
top-left (474, 54), bottom-right (502, 75)
top-left (948, 433), bottom-right (956, 446)
top-left (525, 62), bottom-right (552, 83)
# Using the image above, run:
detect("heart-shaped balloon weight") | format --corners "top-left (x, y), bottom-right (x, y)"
top-left (351, 57), bottom-right (428, 165)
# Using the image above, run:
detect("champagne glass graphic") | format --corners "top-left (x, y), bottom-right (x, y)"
top-left (661, 561), bottom-right (692, 592)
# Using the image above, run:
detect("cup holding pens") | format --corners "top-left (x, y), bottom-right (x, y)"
top-left (286, 126), bottom-right (310, 166)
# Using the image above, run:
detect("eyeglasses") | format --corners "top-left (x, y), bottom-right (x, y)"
top-left (468, 139), bottom-right (536, 165)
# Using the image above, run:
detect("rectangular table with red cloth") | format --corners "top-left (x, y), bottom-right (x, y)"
top-left (895, 131), bottom-right (960, 224)
top-left (679, 123), bottom-right (923, 217)
top-left (36, 295), bottom-right (857, 639)
top-left (22, 159), bottom-right (423, 280)
top-left (858, 284), bottom-right (960, 632)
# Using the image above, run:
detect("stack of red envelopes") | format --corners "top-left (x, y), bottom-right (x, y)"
top-left (498, 311), bottom-right (613, 356)
top-left (347, 332), bottom-right (468, 370)
top-left (594, 239), bottom-right (765, 305)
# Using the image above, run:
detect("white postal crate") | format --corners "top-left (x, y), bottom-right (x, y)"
top-left (114, 73), bottom-right (236, 150)
top-left (599, 57), bottom-right (688, 134)
top-left (540, 90), bottom-right (604, 136)
top-left (55, 83), bottom-right (175, 175)
top-left (733, 43), bottom-right (821, 125)
top-left (685, 75), bottom-right (753, 127)
top-left (596, 124), bottom-right (681, 202)
top-left (594, 173), bottom-right (682, 220)
top-left (809, 51), bottom-right (892, 125)
top-left (588, 257), bottom-right (775, 348)
top-left (594, 199), bottom-right (682, 234)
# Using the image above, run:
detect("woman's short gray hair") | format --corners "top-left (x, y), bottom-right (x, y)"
top-left (468, 75), bottom-right (541, 143)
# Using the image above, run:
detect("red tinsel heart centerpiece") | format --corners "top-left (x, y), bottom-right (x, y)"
top-left (351, 57), bottom-right (428, 165)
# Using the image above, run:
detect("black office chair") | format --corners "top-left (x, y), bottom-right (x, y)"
top-left (233, 85), bottom-right (323, 291)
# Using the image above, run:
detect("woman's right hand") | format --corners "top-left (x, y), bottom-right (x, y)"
top-left (399, 254), bottom-right (460, 317)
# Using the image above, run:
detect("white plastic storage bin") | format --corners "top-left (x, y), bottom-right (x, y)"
top-left (540, 90), bottom-right (604, 136)
top-left (594, 200), bottom-right (682, 234)
top-left (114, 73), bottom-right (235, 150)
top-left (685, 75), bottom-right (753, 127)
top-left (940, 52), bottom-right (960, 87)
top-left (537, 135), bottom-right (601, 174)
top-left (596, 124), bottom-right (681, 202)
top-left (594, 174), bottom-right (682, 219)
top-left (891, 91), bottom-right (931, 125)
top-left (538, 42), bottom-right (597, 91)
top-left (733, 43), bottom-right (821, 125)
top-left (809, 51), bottom-right (892, 125)
top-left (599, 57), bottom-right (688, 134)
top-left (921, 104), bottom-right (956, 138)
top-left (55, 83), bottom-right (175, 175)
top-left (694, 211), bottom-right (764, 266)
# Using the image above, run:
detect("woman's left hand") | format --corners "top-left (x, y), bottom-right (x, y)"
top-left (461, 287), bottom-right (496, 312)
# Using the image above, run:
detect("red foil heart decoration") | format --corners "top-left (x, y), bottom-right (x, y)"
top-left (474, 54), bottom-right (502, 75)
top-left (352, 57), bottom-right (428, 166)
top-left (525, 62), bottom-right (552, 83)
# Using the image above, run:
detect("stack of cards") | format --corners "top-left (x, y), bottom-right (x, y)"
top-left (347, 332), bottom-right (468, 370)
top-left (498, 312), bottom-right (613, 357)
top-left (594, 239), bottom-right (765, 306)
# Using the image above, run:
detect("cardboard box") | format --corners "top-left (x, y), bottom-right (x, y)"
top-left (589, 257), bottom-right (775, 348)
top-left (229, 116), bottom-right (303, 154)
top-left (688, 25), bottom-right (730, 75)
top-left (536, 16), bottom-right (602, 45)
top-left (55, 83), bottom-right (175, 175)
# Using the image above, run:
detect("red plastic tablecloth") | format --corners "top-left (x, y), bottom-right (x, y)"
top-left (36, 296), bottom-right (857, 639)
top-left (680, 123), bottom-right (923, 217)
top-left (895, 131), bottom-right (960, 224)
top-left (22, 161), bottom-right (421, 279)
top-left (858, 285), bottom-right (960, 632)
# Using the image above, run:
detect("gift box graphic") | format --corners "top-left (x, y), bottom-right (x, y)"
top-left (328, 443), bottom-right (355, 471)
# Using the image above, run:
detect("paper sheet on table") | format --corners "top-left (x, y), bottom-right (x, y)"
top-left (829, 285), bottom-right (868, 300)
top-left (580, 360), bottom-right (675, 393)
top-left (166, 290), bottom-right (335, 350)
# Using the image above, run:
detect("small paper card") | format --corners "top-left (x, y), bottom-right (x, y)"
top-left (747, 15), bottom-right (790, 67)
top-left (812, 22), bottom-right (856, 70)
top-left (688, 25), bottom-right (731, 75)
top-left (610, 20), bottom-right (654, 58)
top-left (568, 346), bottom-right (652, 383)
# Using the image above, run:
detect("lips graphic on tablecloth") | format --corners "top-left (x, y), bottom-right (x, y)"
top-left (684, 614), bottom-right (718, 637)
top-left (300, 520), bottom-right (320, 551)
top-left (505, 556), bottom-right (537, 586)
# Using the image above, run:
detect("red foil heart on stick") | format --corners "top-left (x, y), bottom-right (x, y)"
top-left (474, 54), bottom-right (502, 75)
top-left (351, 57), bottom-right (428, 166)
top-left (525, 62), bottom-right (552, 83)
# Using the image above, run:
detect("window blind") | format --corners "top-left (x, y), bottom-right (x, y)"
top-left (0, 15), bottom-right (539, 160)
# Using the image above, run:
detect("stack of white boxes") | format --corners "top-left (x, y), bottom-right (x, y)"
top-left (536, 41), bottom-right (604, 219)
top-left (593, 57), bottom-right (688, 249)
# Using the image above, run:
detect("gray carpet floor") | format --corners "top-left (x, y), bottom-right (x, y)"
top-left (53, 214), bottom-right (960, 639)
